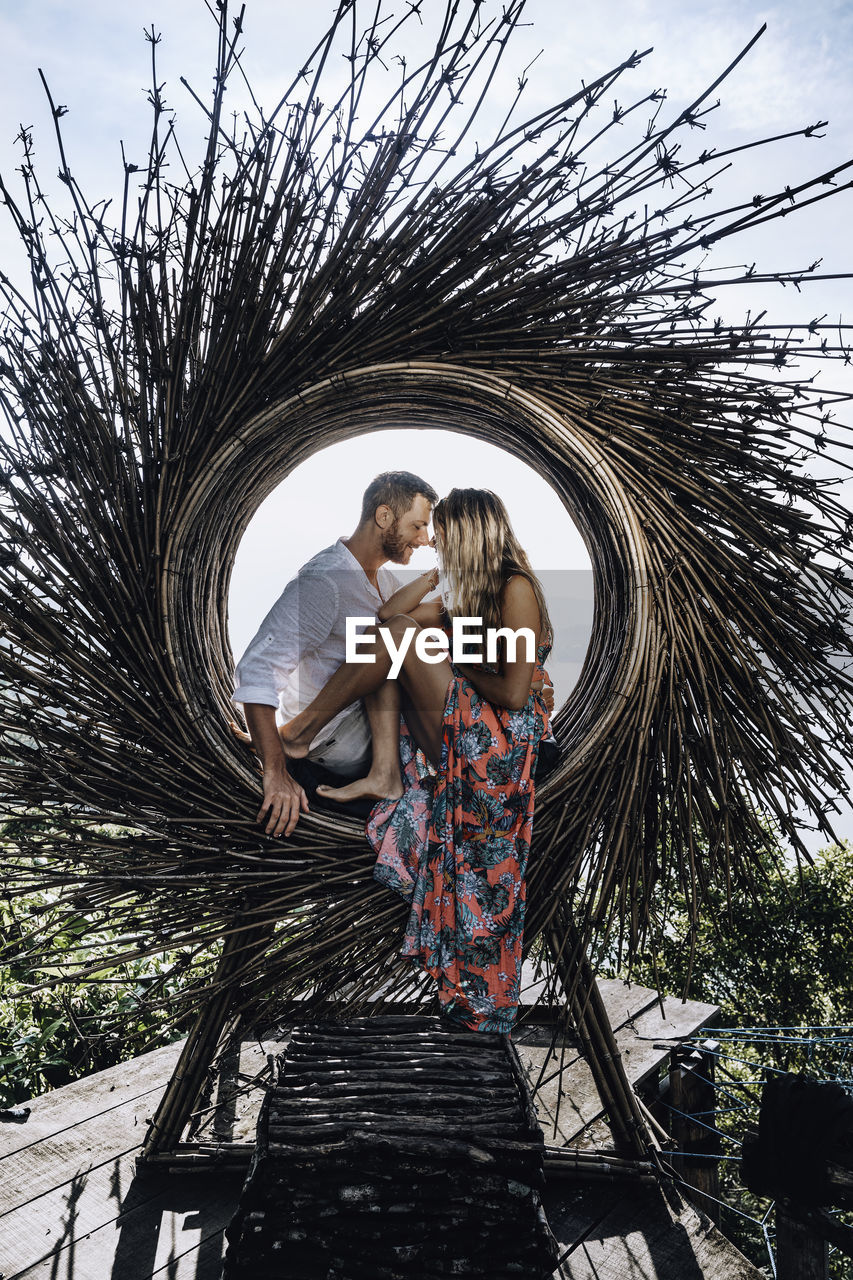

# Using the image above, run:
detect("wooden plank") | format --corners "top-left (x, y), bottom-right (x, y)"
top-left (618, 994), bottom-right (718, 1090)
top-left (565, 1187), bottom-right (706, 1279)
top-left (4, 1150), bottom-right (134, 1271)
top-left (190, 1036), bottom-right (281, 1145)
top-left (517, 965), bottom-right (657, 1021)
top-left (151, 1218), bottom-right (233, 1280)
top-left (541, 1181), bottom-right (623, 1257)
top-left (527, 1051), bottom-right (600, 1146)
top-left (0, 1147), bottom-right (179, 1269)
top-left (0, 1041), bottom-right (183, 1160)
top-left (682, 1201), bottom-right (767, 1280)
top-left (0, 1037), bottom-right (280, 1277)
top-left (2, 1150), bottom-right (155, 1276)
top-left (0, 979), bottom-right (686, 1157)
top-left (0, 990), bottom-right (721, 1280)
top-left (8, 1162), bottom-right (242, 1280)
top-left (178, 986), bottom-right (697, 1159)
top-left (2, 1036), bottom-right (280, 1215)
top-left (629, 994), bottom-right (719, 1044)
top-left (554, 1184), bottom-right (762, 1279)
top-left (4, 1174), bottom-right (764, 1280)
top-left (518, 993), bottom-right (718, 1148)
top-left (514, 977), bottom-right (673, 1082)
top-left (554, 1037), bottom-right (701, 1146)
top-left (518, 974), bottom-right (666, 1033)
top-left (519, 957), bottom-right (555, 1007)
top-left (594, 978), bottom-right (669, 1032)
top-left (1, 1086), bottom-right (166, 1213)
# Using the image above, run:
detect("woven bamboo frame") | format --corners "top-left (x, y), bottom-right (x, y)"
top-left (164, 362), bottom-right (652, 804)
top-left (1, 2), bottom-right (852, 1038)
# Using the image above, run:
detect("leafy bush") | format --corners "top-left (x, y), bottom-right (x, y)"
top-left (619, 839), bottom-right (853, 1028)
top-left (1, 841), bottom-right (221, 1105)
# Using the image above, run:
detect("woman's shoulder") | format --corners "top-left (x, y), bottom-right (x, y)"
top-left (499, 573), bottom-right (537, 603)
top-left (498, 573), bottom-right (549, 646)
top-left (498, 574), bottom-right (541, 627)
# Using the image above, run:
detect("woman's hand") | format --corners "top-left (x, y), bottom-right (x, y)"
top-left (530, 677), bottom-right (555, 715)
top-left (377, 566), bottom-right (441, 621)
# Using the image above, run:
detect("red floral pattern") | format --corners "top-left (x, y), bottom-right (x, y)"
top-left (368, 639), bottom-right (552, 1033)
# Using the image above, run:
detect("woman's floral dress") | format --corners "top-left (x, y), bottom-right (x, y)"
top-left (367, 635), bottom-right (552, 1034)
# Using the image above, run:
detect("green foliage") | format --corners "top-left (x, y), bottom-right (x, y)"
top-left (0, 938), bottom-right (176, 1104)
top-left (0, 827), bottom-right (222, 1105)
top-left (603, 839), bottom-right (853, 1277)
top-left (613, 840), bottom-right (853, 1027)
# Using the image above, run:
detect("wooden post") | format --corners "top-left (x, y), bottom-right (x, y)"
top-left (667, 1040), bottom-right (720, 1222)
top-left (776, 1206), bottom-right (829, 1280)
top-left (139, 919), bottom-right (273, 1162)
top-left (548, 914), bottom-right (653, 1159)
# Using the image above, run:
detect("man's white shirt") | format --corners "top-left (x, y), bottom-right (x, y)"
top-left (233, 538), bottom-right (403, 755)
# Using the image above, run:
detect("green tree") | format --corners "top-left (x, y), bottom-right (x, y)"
top-left (605, 840), bottom-right (853, 1276)
top-left (0, 819), bottom-right (222, 1105)
top-left (623, 840), bottom-right (853, 1028)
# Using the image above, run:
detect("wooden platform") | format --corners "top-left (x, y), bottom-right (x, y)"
top-left (0, 978), bottom-right (762, 1279)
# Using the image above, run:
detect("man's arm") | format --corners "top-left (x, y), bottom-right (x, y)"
top-left (243, 703), bottom-right (309, 837)
top-left (234, 572), bottom-right (337, 835)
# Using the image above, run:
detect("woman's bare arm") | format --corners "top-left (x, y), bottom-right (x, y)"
top-left (454, 575), bottom-right (541, 711)
top-left (377, 569), bottom-right (440, 621)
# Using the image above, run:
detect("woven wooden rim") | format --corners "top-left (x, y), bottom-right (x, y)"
top-left (162, 361), bottom-right (654, 838)
top-left (2, 4), bottom-right (852, 1024)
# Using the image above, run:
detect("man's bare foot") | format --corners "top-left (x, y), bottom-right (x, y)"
top-left (316, 772), bottom-right (404, 804)
top-left (277, 720), bottom-right (313, 759)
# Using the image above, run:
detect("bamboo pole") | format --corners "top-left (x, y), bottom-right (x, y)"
top-left (139, 920), bottom-right (274, 1161)
top-left (548, 914), bottom-right (653, 1159)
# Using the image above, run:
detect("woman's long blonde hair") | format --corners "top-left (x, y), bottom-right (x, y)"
top-left (433, 488), bottom-right (551, 641)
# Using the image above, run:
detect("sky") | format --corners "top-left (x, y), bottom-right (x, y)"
top-left (1, 0), bottom-right (851, 849)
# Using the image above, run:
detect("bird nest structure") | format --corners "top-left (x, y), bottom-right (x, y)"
top-left (2, 1), bottom-right (853, 1033)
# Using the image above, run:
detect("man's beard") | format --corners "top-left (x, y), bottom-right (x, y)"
top-left (381, 520), bottom-right (411, 563)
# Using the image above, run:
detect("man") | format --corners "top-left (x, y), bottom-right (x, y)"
top-left (233, 471), bottom-right (438, 837)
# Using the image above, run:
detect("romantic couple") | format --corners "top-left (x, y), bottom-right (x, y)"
top-left (233, 471), bottom-right (555, 1033)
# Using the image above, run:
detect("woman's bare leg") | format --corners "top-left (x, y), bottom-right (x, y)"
top-left (316, 681), bottom-right (404, 802)
top-left (319, 599), bottom-right (455, 801)
top-left (386, 615), bottom-right (452, 769)
top-left (279, 624), bottom-right (393, 758)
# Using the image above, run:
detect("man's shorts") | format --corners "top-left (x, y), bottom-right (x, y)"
top-left (307, 703), bottom-right (372, 779)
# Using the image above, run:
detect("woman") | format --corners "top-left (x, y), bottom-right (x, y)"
top-left (281, 489), bottom-right (553, 1033)
top-left (367, 489), bottom-right (552, 1033)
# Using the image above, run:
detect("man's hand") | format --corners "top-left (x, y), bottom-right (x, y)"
top-left (259, 763), bottom-right (309, 837)
top-left (243, 703), bottom-right (309, 835)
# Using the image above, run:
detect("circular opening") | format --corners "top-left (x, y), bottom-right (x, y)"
top-left (227, 430), bottom-right (594, 714)
top-left (162, 362), bottom-right (653, 838)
